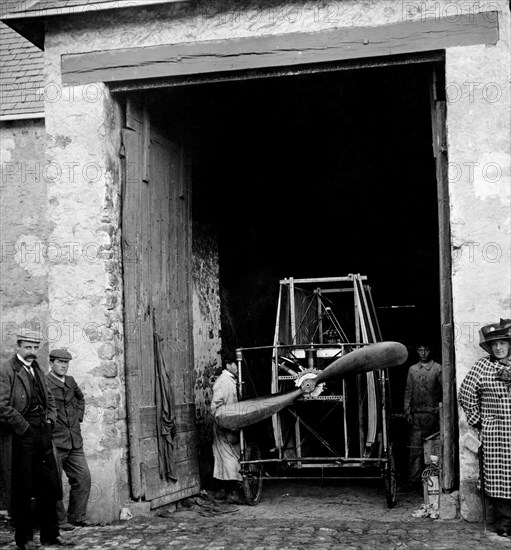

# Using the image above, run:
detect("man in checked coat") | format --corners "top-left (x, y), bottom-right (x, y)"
top-left (0, 330), bottom-right (72, 549)
top-left (47, 349), bottom-right (92, 529)
top-left (459, 319), bottom-right (511, 537)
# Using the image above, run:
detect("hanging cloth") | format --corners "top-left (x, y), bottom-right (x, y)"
top-left (153, 324), bottom-right (177, 482)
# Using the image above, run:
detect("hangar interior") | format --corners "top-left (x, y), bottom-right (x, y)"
top-left (139, 60), bottom-right (443, 481)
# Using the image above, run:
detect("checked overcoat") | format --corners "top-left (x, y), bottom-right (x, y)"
top-left (459, 355), bottom-right (511, 498)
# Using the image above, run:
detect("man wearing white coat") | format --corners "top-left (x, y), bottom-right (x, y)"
top-left (211, 353), bottom-right (244, 504)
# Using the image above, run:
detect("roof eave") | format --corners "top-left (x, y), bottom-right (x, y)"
top-left (1, 0), bottom-right (188, 20)
top-left (2, 18), bottom-right (44, 49)
top-left (0, 0), bottom-right (189, 50)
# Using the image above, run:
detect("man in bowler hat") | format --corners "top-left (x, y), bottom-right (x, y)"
top-left (48, 349), bottom-right (92, 529)
top-left (0, 329), bottom-right (73, 549)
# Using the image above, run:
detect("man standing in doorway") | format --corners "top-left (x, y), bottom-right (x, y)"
top-left (0, 329), bottom-right (73, 549)
top-left (211, 352), bottom-right (245, 504)
top-left (47, 349), bottom-right (92, 529)
top-left (404, 341), bottom-right (443, 489)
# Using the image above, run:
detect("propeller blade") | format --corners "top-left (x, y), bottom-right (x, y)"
top-left (215, 341), bottom-right (408, 430)
top-left (314, 341), bottom-right (408, 386)
top-left (215, 389), bottom-right (303, 430)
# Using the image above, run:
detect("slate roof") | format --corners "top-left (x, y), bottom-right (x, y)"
top-left (0, 0), bottom-right (178, 118)
top-left (1, 1), bottom-right (131, 16)
top-left (1, 0), bottom-right (175, 17)
top-left (0, 21), bottom-right (44, 119)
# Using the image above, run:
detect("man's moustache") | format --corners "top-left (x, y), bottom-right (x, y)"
top-left (25, 354), bottom-right (36, 360)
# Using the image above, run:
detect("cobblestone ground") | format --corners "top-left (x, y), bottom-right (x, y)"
top-left (1, 481), bottom-right (509, 549)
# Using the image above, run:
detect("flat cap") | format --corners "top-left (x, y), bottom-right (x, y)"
top-left (16, 328), bottom-right (44, 343)
top-left (49, 348), bottom-right (73, 361)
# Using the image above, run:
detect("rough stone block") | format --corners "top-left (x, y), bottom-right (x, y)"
top-left (100, 390), bottom-right (121, 410)
top-left (101, 360), bottom-right (117, 377)
top-left (439, 491), bottom-right (459, 520)
top-left (98, 343), bottom-right (116, 360)
top-left (123, 501), bottom-right (152, 517)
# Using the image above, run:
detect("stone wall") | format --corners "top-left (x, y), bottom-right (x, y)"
top-left (38, 0), bottom-right (511, 520)
top-left (192, 223), bottom-right (222, 485)
top-left (0, 119), bottom-right (49, 367)
top-left (43, 23), bottom-right (127, 520)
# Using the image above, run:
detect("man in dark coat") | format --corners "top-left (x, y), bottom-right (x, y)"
top-left (47, 349), bottom-right (92, 529)
top-left (404, 341), bottom-right (443, 488)
top-left (0, 329), bottom-right (73, 549)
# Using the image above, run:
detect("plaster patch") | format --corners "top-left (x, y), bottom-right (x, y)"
top-left (15, 234), bottom-right (48, 277)
top-left (473, 152), bottom-right (511, 200)
top-left (55, 135), bottom-right (72, 149)
top-left (0, 136), bottom-right (15, 163)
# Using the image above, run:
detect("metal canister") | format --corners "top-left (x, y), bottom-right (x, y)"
top-left (305, 347), bottom-right (317, 370)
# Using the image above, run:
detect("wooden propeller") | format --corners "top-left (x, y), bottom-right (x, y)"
top-left (215, 341), bottom-right (408, 430)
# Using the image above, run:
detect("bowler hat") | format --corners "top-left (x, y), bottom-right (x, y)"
top-left (16, 328), bottom-right (44, 343)
top-left (49, 348), bottom-right (73, 361)
top-left (479, 319), bottom-right (511, 354)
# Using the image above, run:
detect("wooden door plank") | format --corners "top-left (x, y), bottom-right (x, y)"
top-left (122, 113), bottom-right (144, 499)
top-left (149, 483), bottom-right (200, 510)
top-left (62, 12), bottom-right (499, 85)
top-left (142, 431), bottom-right (199, 468)
top-left (144, 460), bottom-right (200, 500)
top-left (140, 106), bottom-right (155, 411)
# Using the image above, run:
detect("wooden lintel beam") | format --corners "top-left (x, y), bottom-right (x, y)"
top-left (62, 12), bottom-right (499, 86)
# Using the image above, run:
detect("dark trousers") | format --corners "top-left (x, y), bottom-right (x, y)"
top-left (408, 412), bottom-right (439, 485)
top-left (56, 446), bottom-right (91, 524)
top-left (11, 416), bottom-right (61, 546)
top-left (492, 497), bottom-right (511, 532)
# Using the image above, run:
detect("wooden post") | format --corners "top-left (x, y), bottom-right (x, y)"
top-left (430, 69), bottom-right (456, 491)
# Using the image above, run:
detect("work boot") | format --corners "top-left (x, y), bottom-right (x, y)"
top-left (226, 491), bottom-right (246, 505)
top-left (213, 488), bottom-right (227, 501)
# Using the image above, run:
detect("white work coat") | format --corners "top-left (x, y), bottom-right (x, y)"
top-left (211, 370), bottom-right (242, 481)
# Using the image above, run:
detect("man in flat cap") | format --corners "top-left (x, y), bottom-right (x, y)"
top-left (48, 349), bottom-right (92, 529)
top-left (0, 329), bottom-right (73, 549)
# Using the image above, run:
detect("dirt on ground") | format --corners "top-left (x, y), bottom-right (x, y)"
top-left (163, 478), bottom-right (425, 523)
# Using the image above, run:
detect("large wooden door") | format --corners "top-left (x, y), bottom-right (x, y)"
top-left (122, 99), bottom-right (199, 507)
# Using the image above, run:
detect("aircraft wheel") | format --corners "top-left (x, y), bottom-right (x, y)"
top-left (384, 443), bottom-right (397, 508)
top-left (242, 443), bottom-right (263, 506)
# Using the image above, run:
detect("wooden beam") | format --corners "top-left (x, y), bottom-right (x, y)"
top-left (62, 12), bottom-right (499, 86)
top-left (108, 51), bottom-right (445, 93)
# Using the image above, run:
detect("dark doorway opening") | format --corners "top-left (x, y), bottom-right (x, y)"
top-left (146, 60), bottom-right (443, 485)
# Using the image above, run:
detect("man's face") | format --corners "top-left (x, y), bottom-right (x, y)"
top-left (417, 346), bottom-right (431, 363)
top-left (226, 362), bottom-right (238, 376)
top-left (51, 359), bottom-right (70, 377)
top-left (490, 339), bottom-right (510, 359)
top-left (17, 341), bottom-right (40, 363)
